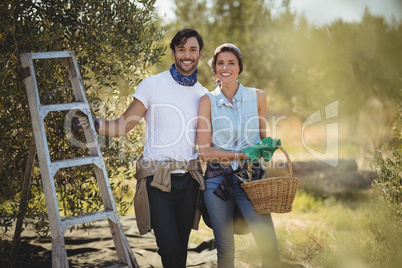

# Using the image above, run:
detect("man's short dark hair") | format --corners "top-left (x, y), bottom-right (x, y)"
top-left (170, 29), bottom-right (204, 52)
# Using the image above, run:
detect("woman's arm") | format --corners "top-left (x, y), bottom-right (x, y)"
top-left (197, 95), bottom-right (248, 164)
top-left (256, 89), bottom-right (267, 139)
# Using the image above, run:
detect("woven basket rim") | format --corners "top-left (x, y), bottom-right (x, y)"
top-left (242, 175), bottom-right (300, 185)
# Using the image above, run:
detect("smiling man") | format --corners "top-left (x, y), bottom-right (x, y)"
top-left (74, 29), bottom-right (208, 268)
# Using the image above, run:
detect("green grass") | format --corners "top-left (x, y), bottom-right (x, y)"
top-left (190, 190), bottom-right (402, 268)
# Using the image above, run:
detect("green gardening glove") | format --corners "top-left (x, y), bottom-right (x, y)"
top-left (260, 137), bottom-right (281, 162)
top-left (242, 142), bottom-right (263, 162)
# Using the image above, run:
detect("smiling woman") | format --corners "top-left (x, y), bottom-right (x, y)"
top-left (197, 43), bottom-right (280, 268)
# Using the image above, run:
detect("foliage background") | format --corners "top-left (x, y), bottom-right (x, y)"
top-left (153, 0), bottom-right (402, 161)
top-left (0, 0), bottom-right (165, 236)
top-left (1, 0), bottom-right (402, 266)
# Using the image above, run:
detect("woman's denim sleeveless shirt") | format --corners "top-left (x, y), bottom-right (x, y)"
top-left (206, 83), bottom-right (261, 170)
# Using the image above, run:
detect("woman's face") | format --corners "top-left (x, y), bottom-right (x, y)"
top-left (214, 51), bottom-right (240, 84)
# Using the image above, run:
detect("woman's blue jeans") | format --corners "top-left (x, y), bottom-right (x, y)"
top-left (204, 174), bottom-right (280, 268)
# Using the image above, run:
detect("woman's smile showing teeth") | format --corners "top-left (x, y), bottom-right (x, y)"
top-left (220, 72), bottom-right (231, 77)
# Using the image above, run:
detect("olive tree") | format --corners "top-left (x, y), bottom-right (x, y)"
top-left (0, 0), bottom-right (165, 236)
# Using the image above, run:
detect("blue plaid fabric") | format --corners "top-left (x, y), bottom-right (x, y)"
top-left (204, 162), bottom-right (262, 201)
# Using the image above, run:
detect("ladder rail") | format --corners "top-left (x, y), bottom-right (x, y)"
top-left (21, 51), bottom-right (139, 268)
top-left (20, 53), bottom-right (65, 254)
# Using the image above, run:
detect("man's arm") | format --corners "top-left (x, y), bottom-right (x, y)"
top-left (98, 98), bottom-right (147, 137)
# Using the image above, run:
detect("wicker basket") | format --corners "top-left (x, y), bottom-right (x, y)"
top-left (241, 145), bottom-right (301, 214)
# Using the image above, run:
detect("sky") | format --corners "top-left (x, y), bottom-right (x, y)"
top-left (155, 0), bottom-right (402, 26)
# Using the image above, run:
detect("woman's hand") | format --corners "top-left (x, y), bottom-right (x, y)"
top-left (242, 138), bottom-right (282, 162)
top-left (260, 137), bottom-right (281, 162)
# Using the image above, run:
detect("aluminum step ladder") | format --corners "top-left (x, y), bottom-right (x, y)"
top-left (20, 51), bottom-right (139, 268)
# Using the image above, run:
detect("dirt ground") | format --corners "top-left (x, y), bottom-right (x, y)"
top-left (2, 215), bottom-right (218, 268)
top-left (2, 214), bottom-right (308, 268)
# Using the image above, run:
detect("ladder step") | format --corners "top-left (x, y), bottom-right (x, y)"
top-left (61, 210), bottom-right (116, 232)
top-left (51, 156), bottom-right (100, 170)
top-left (39, 102), bottom-right (88, 115)
top-left (28, 51), bottom-right (75, 60)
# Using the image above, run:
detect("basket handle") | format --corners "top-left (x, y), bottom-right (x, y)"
top-left (277, 145), bottom-right (293, 177)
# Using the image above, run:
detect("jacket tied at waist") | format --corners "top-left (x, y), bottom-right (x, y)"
top-left (133, 155), bottom-right (205, 235)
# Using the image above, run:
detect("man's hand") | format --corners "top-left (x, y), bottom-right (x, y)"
top-left (73, 110), bottom-right (101, 133)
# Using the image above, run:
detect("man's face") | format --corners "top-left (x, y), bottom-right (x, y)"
top-left (171, 37), bottom-right (203, 76)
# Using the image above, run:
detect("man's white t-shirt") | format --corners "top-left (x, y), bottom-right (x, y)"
top-left (133, 70), bottom-right (208, 162)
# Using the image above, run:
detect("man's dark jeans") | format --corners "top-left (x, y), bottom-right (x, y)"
top-left (146, 173), bottom-right (199, 268)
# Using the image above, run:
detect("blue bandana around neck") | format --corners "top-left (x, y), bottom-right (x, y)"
top-left (170, 64), bottom-right (198, 87)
